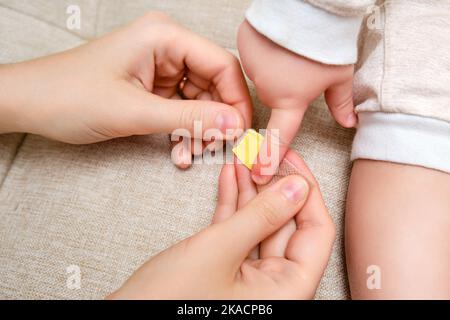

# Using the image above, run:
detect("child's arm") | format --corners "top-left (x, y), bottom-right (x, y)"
top-left (346, 160), bottom-right (450, 299)
top-left (238, 0), bottom-right (376, 185)
top-left (346, 0), bottom-right (450, 299)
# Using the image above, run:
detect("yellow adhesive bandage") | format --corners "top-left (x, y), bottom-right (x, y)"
top-left (232, 129), bottom-right (264, 170)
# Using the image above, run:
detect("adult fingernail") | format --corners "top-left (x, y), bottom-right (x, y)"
top-left (281, 177), bottom-right (308, 203)
top-left (215, 112), bottom-right (238, 133)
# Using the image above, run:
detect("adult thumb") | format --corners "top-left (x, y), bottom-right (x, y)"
top-left (134, 92), bottom-right (245, 140)
top-left (215, 175), bottom-right (310, 265)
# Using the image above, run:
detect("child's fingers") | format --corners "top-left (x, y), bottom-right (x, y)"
top-left (252, 108), bottom-right (305, 186)
top-left (325, 77), bottom-right (357, 128)
top-left (212, 164), bottom-right (238, 224)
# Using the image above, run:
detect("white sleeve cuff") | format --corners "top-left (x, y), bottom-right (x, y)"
top-left (352, 112), bottom-right (450, 174)
top-left (246, 0), bottom-right (364, 65)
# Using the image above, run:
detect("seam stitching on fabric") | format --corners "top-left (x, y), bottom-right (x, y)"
top-left (379, 1), bottom-right (388, 113)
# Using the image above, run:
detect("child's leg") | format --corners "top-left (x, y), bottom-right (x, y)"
top-left (346, 160), bottom-right (450, 299)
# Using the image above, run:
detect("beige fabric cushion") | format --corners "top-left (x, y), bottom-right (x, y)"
top-left (0, 134), bottom-right (23, 186)
top-left (0, 0), bottom-right (353, 299)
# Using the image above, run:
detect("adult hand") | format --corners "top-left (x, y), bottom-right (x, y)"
top-left (0, 12), bottom-right (252, 168)
top-left (109, 151), bottom-right (335, 299)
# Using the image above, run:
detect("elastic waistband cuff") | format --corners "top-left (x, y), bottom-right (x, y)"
top-left (352, 112), bottom-right (450, 173)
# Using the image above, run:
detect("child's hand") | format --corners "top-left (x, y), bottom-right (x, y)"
top-left (109, 151), bottom-right (335, 299)
top-left (0, 13), bottom-right (252, 167)
top-left (238, 21), bottom-right (355, 184)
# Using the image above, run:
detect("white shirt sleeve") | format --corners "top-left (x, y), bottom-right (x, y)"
top-left (246, 0), bottom-right (365, 65)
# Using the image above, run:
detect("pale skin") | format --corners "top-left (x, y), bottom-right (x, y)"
top-left (0, 13), bottom-right (336, 299)
top-left (237, 21), bottom-right (356, 183)
top-left (0, 12), bottom-right (252, 166)
top-left (238, 20), bottom-right (450, 299)
top-left (346, 160), bottom-right (450, 299)
top-left (3, 11), bottom-right (447, 300)
top-left (109, 151), bottom-right (335, 299)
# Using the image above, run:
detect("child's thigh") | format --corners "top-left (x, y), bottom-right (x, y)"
top-left (345, 160), bottom-right (450, 299)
